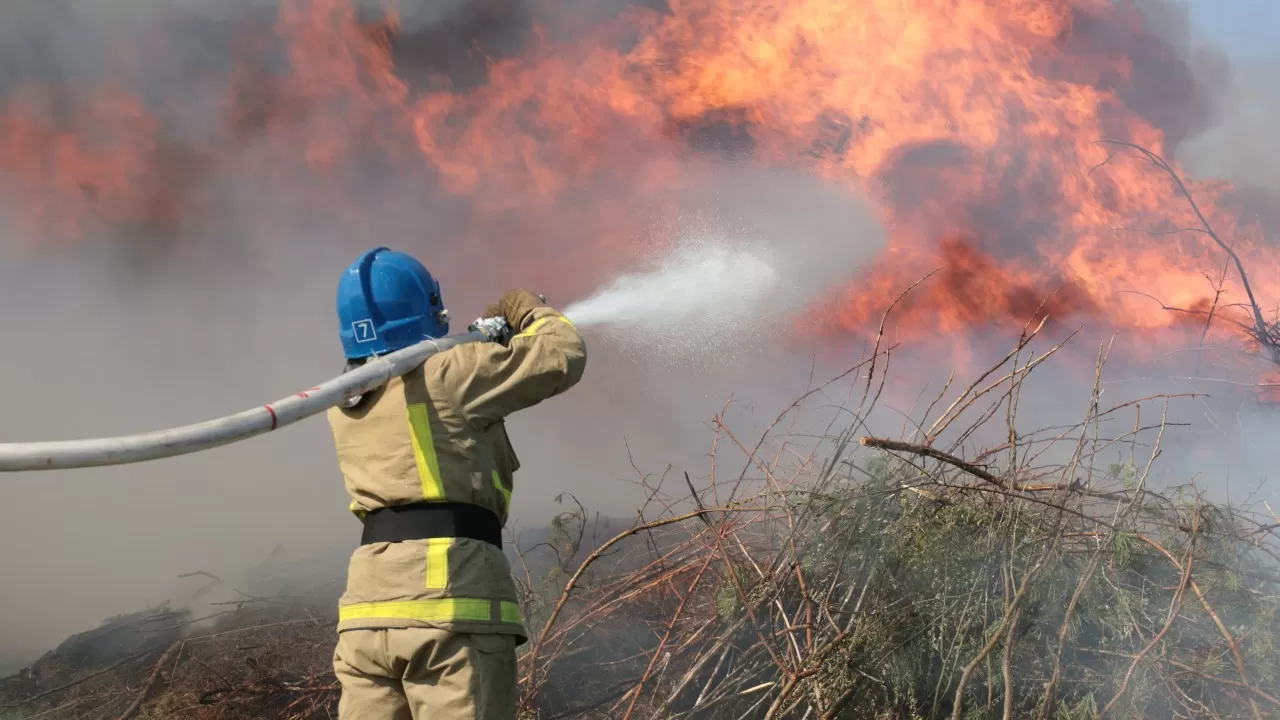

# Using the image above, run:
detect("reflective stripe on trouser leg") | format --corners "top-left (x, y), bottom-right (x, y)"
top-left (340, 598), bottom-right (524, 624)
top-left (425, 538), bottom-right (450, 590)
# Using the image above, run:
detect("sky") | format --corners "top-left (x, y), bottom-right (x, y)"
top-left (1176, 0), bottom-right (1280, 190)
top-left (1188, 0), bottom-right (1277, 62)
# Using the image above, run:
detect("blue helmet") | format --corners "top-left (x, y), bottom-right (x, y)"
top-left (336, 247), bottom-right (449, 359)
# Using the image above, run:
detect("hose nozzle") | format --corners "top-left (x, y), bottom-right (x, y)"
top-left (468, 316), bottom-right (513, 344)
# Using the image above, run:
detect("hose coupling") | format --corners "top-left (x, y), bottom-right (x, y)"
top-left (468, 316), bottom-right (513, 344)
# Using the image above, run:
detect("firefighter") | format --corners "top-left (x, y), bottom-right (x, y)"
top-left (326, 247), bottom-right (586, 719)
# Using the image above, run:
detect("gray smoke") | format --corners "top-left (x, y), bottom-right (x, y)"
top-left (1135, 0), bottom-right (1280, 190)
top-left (0, 0), bottom-right (1276, 675)
top-left (0, 1), bottom-right (886, 669)
top-left (1179, 61), bottom-right (1280, 191)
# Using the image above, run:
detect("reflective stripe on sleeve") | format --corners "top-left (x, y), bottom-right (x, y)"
top-left (514, 315), bottom-right (575, 340)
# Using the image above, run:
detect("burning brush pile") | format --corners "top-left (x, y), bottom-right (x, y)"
top-left (3, 0), bottom-right (1280, 718)
top-left (518, 324), bottom-right (1280, 719)
top-left (3, 325), bottom-right (1280, 720)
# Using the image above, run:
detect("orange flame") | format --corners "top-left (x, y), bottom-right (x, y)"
top-left (1, 0), bottom-right (1277, 363)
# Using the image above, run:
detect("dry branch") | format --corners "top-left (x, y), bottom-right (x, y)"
top-left (114, 642), bottom-right (180, 720)
top-left (859, 436), bottom-right (1003, 485)
top-left (6, 284), bottom-right (1280, 720)
top-left (1096, 137), bottom-right (1280, 365)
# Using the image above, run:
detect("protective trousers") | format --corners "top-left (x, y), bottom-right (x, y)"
top-left (333, 628), bottom-right (518, 720)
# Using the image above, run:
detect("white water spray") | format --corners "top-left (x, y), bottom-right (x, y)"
top-left (563, 231), bottom-right (782, 359)
top-left (561, 178), bottom-right (887, 362)
top-left (565, 242), bottom-right (779, 330)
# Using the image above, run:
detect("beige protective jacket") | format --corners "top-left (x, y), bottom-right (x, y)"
top-left (326, 304), bottom-right (586, 642)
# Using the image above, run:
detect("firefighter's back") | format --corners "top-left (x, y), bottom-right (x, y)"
top-left (323, 248), bottom-right (585, 720)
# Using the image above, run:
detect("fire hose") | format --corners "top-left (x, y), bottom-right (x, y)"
top-left (0, 316), bottom-right (514, 472)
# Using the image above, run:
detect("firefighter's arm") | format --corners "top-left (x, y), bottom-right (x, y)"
top-left (437, 303), bottom-right (587, 428)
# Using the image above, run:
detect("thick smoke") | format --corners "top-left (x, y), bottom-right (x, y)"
top-left (1179, 61), bottom-right (1280, 192)
top-left (1134, 0), bottom-right (1280, 191)
top-left (0, 0), bottom-right (1275, 674)
top-left (0, 0), bottom-right (887, 667)
top-left (0, 0), bottom-right (496, 667)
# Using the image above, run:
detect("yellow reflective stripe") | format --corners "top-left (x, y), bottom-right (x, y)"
top-left (514, 315), bottom-right (574, 339)
top-left (340, 598), bottom-right (494, 623)
top-left (514, 317), bottom-right (551, 339)
top-left (500, 601), bottom-right (523, 625)
top-left (339, 598), bottom-right (524, 625)
top-left (407, 403), bottom-right (445, 500)
top-left (491, 469), bottom-right (512, 510)
top-left (425, 538), bottom-right (451, 590)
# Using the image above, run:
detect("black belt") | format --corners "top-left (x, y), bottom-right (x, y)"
top-left (360, 502), bottom-right (503, 549)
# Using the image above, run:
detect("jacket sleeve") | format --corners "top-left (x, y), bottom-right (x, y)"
top-left (434, 306), bottom-right (587, 428)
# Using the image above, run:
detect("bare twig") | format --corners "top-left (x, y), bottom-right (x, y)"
top-left (859, 436), bottom-right (1002, 485)
top-left (114, 641), bottom-right (180, 720)
top-left (1096, 138), bottom-right (1279, 364)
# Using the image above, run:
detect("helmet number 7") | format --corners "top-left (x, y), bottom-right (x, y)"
top-left (353, 320), bottom-right (378, 343)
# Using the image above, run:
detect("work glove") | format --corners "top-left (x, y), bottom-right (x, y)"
top-left (489, 289), bottom-right (547, 332)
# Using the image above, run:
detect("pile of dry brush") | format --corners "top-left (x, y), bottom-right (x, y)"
top-left (4, 144), bottom-right (1280, 719)
top-left (4, 314), bottom-right (1278, 720)
top-left (518, 326), bottom-right (1280, 720)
